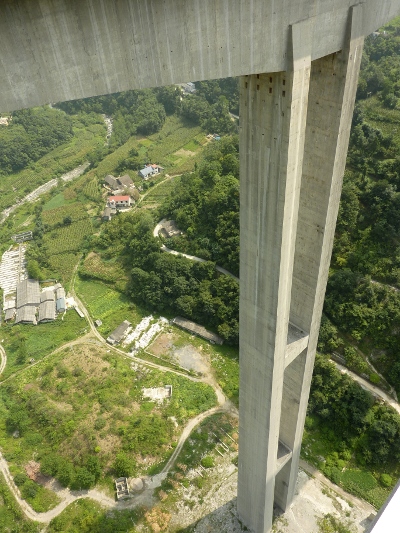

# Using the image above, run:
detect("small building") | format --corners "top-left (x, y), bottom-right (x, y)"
top-left (104, 174), bottom-right (120, 191)
top-left (15, 306), bottom-right (37, 325)
top-left (172, 317), bottom-right (223, 345)
top-left (107, 196), bottom-right (131, 209)
top-left (183, 82), bottom-right (196, 93)
top-left (16, 279), bottom-right (40, 308)
top-left (102, 207), bottom-right (115, 221)
top-left (107, 320), bottom-right (131, 345)
top-left (38, 300), bottom-right (56, 323)
top-left (12, 231), bottom-right (33, 243)
top-left (139, 164), bottom-right (161, 180)
top-left (115, 477), bottom-right (130, 500)
top-left (75, 307), bottom-right (85, 318)
top-left (159, 220), bottom-right (182, 238)
top-left (117, 174), bottom-right (134, 188)
top-left (142, 385), bottom-right (172, 402)
top-left (56, 298), bottom-right (66, 313)
top-left (94, 319), bottom-right (102, 327)
top-left (56, 287), bottom-right (65, 300)
top-left (40, 290), bottom-right (55, 303)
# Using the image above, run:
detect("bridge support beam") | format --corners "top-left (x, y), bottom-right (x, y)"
top-left (237, 6), bottom-right (363, 533)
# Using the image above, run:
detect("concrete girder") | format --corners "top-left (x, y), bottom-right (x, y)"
top-left (0, 0), bottom-right (400, 111)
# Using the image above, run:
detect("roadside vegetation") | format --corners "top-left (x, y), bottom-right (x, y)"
top-left (0, 344), bottom-right (216, 502)
top-left (303, 354), bottom-right (400, 508)
top-left (0, 473), bottom-right (41, 532)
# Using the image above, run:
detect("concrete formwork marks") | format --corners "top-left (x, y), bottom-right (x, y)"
top-left (1, 0), bottom-right (400, 111)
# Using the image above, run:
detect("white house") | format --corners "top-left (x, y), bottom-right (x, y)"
top-left (107, 196), bottom-right (131, 209)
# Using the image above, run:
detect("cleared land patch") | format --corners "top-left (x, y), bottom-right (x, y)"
top-left (74, 277), bottom-right (146, 340)
top-left (0, 343), bottom-right (217, 503)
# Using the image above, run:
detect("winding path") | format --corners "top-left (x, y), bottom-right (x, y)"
top-left (153, 219), bottom-right (239, 283)
top-left (334, 361), bottom-right (400, 415)
top-left (0, 262), bottom-right (397, 524)
top-left (0, 344), bottom-right (6, 376)
top-left (0, 162), bottom-right (90, 224)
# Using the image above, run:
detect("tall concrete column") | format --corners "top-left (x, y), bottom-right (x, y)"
top-left (276, 4), bottom-right (364, 511)
top-left (238, 5), bottom-right (364, 533)
top-left (237, 20), bottom-right (312, 533)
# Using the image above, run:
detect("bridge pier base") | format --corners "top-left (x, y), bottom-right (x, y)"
top-left (237, 6), bottom-right (364, 533)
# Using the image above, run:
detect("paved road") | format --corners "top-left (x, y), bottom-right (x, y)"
top-left (299, 459), bottom-right (376, 514)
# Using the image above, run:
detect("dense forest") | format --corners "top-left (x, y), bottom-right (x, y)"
top-left (0, 107), bottom-right (73, 175)
top-left (320, 22), bottom-right (400, 395)
top-left (89, 209), bottom-right (239, 344)
top-left (159, 135), bottom-right (239, 276)
top-left (55, 79), bottom-right (238, 150)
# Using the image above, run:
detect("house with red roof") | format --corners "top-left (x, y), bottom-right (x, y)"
top-left (107, 196), bottom-right (131, 209)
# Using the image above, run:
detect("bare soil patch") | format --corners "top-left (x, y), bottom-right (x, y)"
top-left (174, 148), bottom-right (196, 157)
top-left (148, 332), bottom-right (209, 374)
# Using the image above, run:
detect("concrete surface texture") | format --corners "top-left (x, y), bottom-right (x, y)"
top-left (238, 6), bottom-right (364, 533)
top-left (0, 0), bottom-right (399, 111)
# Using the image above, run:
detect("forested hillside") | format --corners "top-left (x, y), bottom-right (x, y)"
top-left (0, 107), bottom-right (73, 175)
top-left (321, 18), bottom-right (400, 395)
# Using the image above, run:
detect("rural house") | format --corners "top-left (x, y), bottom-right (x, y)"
top-left (104, 175), bottom-right (120, 191)
top-left (107, 320), bottom-right (131, 345)
top-left (117, 174), bottom-right (134, 188)
top-left (107, 196), bottom-right (131, 209)
top-left (139, 164), bottom-right (162, 180)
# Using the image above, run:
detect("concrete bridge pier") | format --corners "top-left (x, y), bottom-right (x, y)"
top-left (238, 5), bottom-right (364, 533)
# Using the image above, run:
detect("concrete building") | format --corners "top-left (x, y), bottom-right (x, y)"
top-left (107, 196), bottom-right (131, 209)
top-left (1, 2), bottom-right (400, 532)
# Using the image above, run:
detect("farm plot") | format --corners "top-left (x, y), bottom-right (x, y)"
top-left (147, 117), bottom-right (202, 169)
top-left (43, 218), bottom-right (93, 256)
top-left (79, 252), bottom-right (128, 286)
top-left (141, 177), bottom-right (180, 209)
top-left (42, 202), bottom-right (89, 227)
top-left (0, 119), bottom-right (105, 212)
top-left (74, 277), bottom-right (146, 339)
top-left (48, 252), bottom-right (81, 287)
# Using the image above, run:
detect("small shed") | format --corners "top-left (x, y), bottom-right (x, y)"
top-left (56, 298), bottom-right (66, 313)
top-left (115, 477), bottom-right (130, 500)
top-left (15, 306), bottom-right (37, 325)
top-left (159, 220), bottom-right (182, 238)
top-left (107, 320), bottom-right (131, 345)
top-left (38, 301), bottom-right (56, 323)
top-left (16, 279), bottom-right (40, 308)
top-left (56, 287), bottom-right (65, 300)
top-left (102, 207), bottom-right (116, 221)
top-left (172, 317), bottom-right (223, 345)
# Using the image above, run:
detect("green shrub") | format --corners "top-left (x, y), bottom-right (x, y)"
top-left (201, 456), bottom-right (214, 469)
top-left (13, 473), bottom-right (27, 486)
top-left (380, 473), bottom-right (392, 487)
